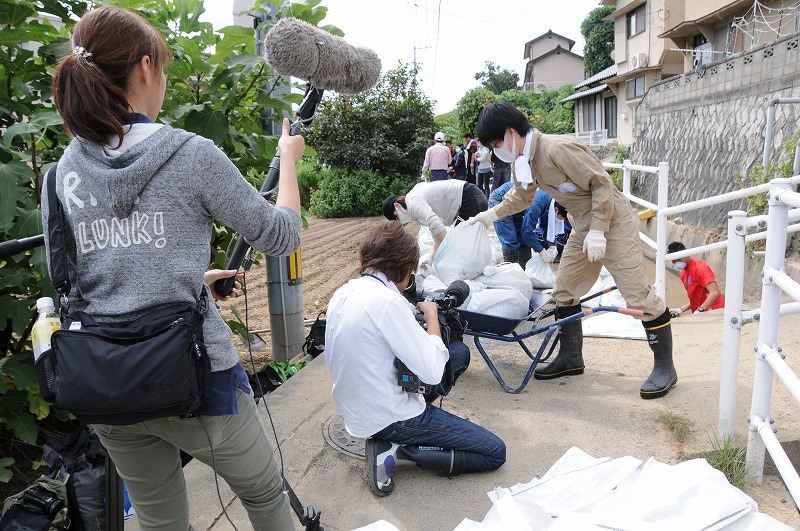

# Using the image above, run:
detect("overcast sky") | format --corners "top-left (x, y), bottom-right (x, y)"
top-left (201, 0), bottom-right (604, 114)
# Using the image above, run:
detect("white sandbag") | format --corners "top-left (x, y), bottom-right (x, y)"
top-left (475, 263), bottom-right (534, 301)
top-left (487, 232), bottom-right (504, 266)
top-left (416, 226), bottom-right (437, 258)
top-left (434, 222), bottom-right (492, 285)
top-left (465, 287), bottom-right (529, 319)
top-left (420, 274), bottom-right (447, 294)
top-left (459, 279), bottom-right (488, 310)
top-left (525, 254), bottom-right (556, 289)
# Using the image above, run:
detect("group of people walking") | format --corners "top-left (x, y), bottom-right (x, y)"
top-left (421, 131), bottom-right (511, 199)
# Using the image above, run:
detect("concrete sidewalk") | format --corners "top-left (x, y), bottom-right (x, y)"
top-left (126, 309), bottom-right (800, 531)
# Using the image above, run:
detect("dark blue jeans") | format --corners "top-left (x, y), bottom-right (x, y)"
top-left (372, 342), bottom-right (506, 472)
top-left (429, 169), bottom-right (448, 181)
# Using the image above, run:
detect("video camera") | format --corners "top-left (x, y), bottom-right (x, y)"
top-left (396, 279), bottom-right (469, 395)
top-left (22, 484), bottom-right (63, 517)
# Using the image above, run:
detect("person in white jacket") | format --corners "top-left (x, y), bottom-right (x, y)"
top-left (382, 180), bottom-right (487, 259)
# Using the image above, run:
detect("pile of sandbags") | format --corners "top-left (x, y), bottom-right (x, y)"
top-left (416, 224), bottom-right (554, 321)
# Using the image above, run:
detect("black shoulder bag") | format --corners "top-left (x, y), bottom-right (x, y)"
top-left (37, 165), bottom-right (211, 425)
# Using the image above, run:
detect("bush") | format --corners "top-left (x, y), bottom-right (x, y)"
top-left (310, 168), bottom-right (415, 218)
top-left (306, 63), bottom-right (435, 178)
top-left (609, 144), bottom-right (633, 190)
top-left (296, 159), bottom-right (323, 210)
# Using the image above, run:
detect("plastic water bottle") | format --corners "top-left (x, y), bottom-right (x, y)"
top-left (32, 297), bottom-right (61, 362)
top-left (32, 297), bottom-right (61, 401)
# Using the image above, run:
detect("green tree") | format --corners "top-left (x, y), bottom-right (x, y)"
top-left (306, 62), bottom-right (435, 178)
top-left (0, 0), bottom-right (329, 485)
top-left (474, 61), bottom-right (519, 94)
top-left (581, 6), bottom-right (615, 77)
top-left (517, 84), bottom-right (576, 134)
top-left (455, 87), bottom-right (497, 137)
top-left (434, 109), bottom-right (460, 144)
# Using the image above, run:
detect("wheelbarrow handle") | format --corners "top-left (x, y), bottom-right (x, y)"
top-left (536, 285), bottom-right (618, 320)
top-left (616, 307), bottom-right (644, 318)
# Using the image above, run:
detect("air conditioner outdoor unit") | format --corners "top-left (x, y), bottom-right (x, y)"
top-left (630, 52), bottom-right (648, 69)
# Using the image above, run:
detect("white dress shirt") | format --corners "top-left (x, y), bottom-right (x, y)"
top-left (325, 271), bottom-right (449, 438)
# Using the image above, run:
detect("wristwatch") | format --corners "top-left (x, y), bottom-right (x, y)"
top-left (698, 306), bottom-right (705, 312)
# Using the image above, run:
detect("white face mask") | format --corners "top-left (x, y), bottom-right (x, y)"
top-left (455, 147), bottom-right (461, 153)
top-left (395, 204), bottom-right (412, 225)
top-left (674, 261), bottom-right (687, 270)
top-left (493, 131), bottom-right (517, 163)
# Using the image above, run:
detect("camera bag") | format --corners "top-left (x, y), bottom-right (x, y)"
top-left (38, 164), bottom-right (211, 425)
top-left (0, 475), bottom-right (71, 531)
top-left (302, 311), bottom-right (326, 358)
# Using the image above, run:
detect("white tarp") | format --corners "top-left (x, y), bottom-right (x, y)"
top-left (456, 447), bottom-right (793, 531)
top-left (353, 447), bottom-right (792, 530)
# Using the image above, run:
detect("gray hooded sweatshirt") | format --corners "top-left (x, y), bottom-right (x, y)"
top-left (42, 124), bottom-right (302, 371)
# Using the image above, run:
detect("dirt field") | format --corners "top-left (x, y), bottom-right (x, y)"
top-left (223, 215), bottom-right (800, 527)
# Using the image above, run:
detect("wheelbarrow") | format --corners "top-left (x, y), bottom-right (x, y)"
top-left (458, 287), bottom-right (643, 393)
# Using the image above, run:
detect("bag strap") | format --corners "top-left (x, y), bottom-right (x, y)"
top-left (45, 163), bottom-right (72, 313)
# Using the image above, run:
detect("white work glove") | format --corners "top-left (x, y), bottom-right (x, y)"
top-left (670, 308), bottom-right (682, 318)
top-left (582, 229), bottom-right (606, 262)
top-left (539, 249), bottom-right (555, 264)
top-left (466, 208), bottom-right (499, 227)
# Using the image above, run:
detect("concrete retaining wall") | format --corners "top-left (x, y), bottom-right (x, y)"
top-left (632, 33), bottom-right (800, 229)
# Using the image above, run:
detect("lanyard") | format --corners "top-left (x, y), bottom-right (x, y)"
top-left (361, 273), bottom-right (386, 286)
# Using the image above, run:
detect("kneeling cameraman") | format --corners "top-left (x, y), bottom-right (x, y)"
top-left (325, 221), bottom-right (506, 496)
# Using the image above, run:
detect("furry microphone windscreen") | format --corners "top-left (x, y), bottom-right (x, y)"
top-left (265, 18), bottom-right (382, 94)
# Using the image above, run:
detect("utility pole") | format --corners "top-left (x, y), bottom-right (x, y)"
top-left (413, 44), bottom-right (432, 71)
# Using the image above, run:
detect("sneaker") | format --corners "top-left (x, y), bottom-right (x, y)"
top-left (365, 438), bottom-right (395, 496)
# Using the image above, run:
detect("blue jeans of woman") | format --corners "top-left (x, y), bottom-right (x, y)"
top-left (372, 341), bottom-right (506, 472)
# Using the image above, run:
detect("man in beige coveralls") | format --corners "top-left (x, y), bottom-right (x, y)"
top-left (468, 102), bottom-right (676, 399)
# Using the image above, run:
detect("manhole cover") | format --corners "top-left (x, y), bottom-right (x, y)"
top-left (324, 415), bottom-right (366, 458)
top-left (323, 405), bottom-right (472, 459)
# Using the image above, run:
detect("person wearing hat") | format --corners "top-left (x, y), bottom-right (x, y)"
top-left (382, 180), bottom-right (487, 260)
top-left (421, 131), bottom-right (452, 182)
top-left (468, 102), bottom-right (677, 400)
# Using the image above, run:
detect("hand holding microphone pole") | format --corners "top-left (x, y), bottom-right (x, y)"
top-left (275, 117), bottom-right (304, 215)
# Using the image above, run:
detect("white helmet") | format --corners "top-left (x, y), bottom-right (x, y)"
top-left (434, 131), bottom-right (444, 142)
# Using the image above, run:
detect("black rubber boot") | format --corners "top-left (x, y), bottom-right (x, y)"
top-left (518, 246), bottom-right (532, 267)
top-left (397, 445), bottom-right (467, 476)
top-left (640, 309), bottom-right (678, 399)
top-left (534, 305), bottom-right (585, 380)
top-left (502, 250), bottom-right (519, 265)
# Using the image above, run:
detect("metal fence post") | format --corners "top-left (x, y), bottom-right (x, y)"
top-left (718, 210), bottom-right (748, 439)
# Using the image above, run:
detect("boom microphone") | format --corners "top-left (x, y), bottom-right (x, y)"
top-left (265, 18), bottom-right (381, 94)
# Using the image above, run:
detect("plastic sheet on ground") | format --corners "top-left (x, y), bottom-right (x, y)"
top-left (456, 447), bottom-right (792, 531)
top-left (354, 447), bottom-right (792, 530)
top-left (581, 267), bottom-right (646, 340)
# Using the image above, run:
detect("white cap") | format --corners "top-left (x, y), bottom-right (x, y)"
top-left (434, 132), bottom-right (444, 142)
top-left (36, 297), bottom-right (55, 312)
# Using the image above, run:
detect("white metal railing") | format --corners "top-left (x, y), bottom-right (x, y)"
top-left (601, 161), bottom-right (800, 303)
top-left (602, 160), bottom-right (669, 298)
top-left (744, 179), bottom-right (800, 505)
top-left (601, 161), bottom-right (800, 453)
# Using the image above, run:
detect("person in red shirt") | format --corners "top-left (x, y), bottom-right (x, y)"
top-left (667, 241), bottom-right (725, 317)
